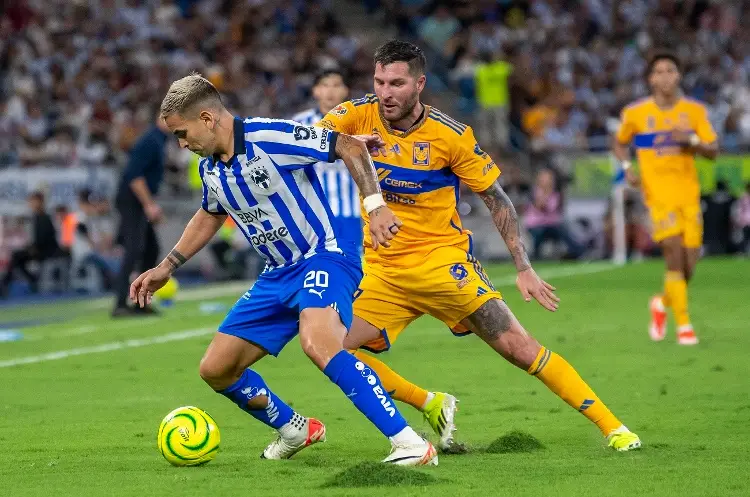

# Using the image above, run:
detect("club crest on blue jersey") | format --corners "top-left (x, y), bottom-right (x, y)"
top-left (413, 142), bottom-right (430, 165)
top-left (250, 165), bottom-right (272, 189)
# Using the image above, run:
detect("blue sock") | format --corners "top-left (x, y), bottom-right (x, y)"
top-left (323, 350), bottom-right (408, 437)
top-left (220, 369), bottom-right (294, 430)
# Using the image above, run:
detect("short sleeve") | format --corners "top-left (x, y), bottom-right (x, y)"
top-left (694, 104), bottom-right (718, 143)
top-left (318, 100), bottom-right (359, 134)
top-left (199, 159), bottom-right (226, 215)
top-left (615, 106), bottom-right (637, 145)
top-left (450, 126), bottom-right (501, 193)
top-left (245, 118), bottom-right (338, 167)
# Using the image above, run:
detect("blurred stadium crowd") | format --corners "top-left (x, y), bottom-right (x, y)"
top-left (1, 0), bottom-right (749, 298)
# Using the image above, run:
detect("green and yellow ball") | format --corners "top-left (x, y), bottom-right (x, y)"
top-left (154, 277), bottom-right (179, 306)
top-left (157, 406), bottom-right (220, 466)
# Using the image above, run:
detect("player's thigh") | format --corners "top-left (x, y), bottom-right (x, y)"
top-left (460, 298), bottom-right (541, 370)
top-left (679, 202), bottom-right (703, 252)
top-left (349, 266), bottom-right (421, 353)
top-left (292, 252), bottom-right (362, 368)
top-left (410, 248), bottom-right (503, 336)
top-left (218, 277), bottom-right (299, 359)
top-left (200, 332), bottom-right (268, 389)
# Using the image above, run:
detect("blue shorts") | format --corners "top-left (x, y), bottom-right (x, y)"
top-left (333, 216), bottom-right (364, 257)
top-left (218, 251), bottom-right (363, 356)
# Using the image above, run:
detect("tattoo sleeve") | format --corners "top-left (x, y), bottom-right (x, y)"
top-left (334, 134), bottom-right (381, 198)
top-left (477, 181), bottom-right (531, 272)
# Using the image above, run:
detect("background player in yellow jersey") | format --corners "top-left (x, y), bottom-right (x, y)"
top-left (613, 51), bottom-right (718, 345)
top-left (319, 41), bottom-right (641, 452)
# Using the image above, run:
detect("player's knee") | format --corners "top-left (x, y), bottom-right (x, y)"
top-left (299, 308), bottom-right (346, 369)
top-left (199, 356), bottom-right (237, 390)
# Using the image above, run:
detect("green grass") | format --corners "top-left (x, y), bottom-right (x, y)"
top-left (1, 259), bottom-right (749, 496)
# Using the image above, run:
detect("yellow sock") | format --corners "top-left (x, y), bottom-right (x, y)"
top-left (664, 270), bottom-right (690, 327)
top-left (351, 350), bottom-right (429, 410)
top-left (528, 347), bottom-right (622, 436)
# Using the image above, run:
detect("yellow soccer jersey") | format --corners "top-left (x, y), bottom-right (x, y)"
top-left (319, 94), bottom-right (500, 267)
top-left (616, 96), bottom-right (717, 207)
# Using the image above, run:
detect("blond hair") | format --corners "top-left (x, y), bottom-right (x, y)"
top-left (159, 72), bottom-right (222, 119)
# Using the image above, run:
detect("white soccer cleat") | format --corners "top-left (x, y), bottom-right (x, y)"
top-left (261, 416), bottom-right (326, 460)
top-left (649, 295), bottom-right (667, 341)
top-left (382, 439), bottom-right (438, 466)
top-left (677, 325), bottom-right (699, 345)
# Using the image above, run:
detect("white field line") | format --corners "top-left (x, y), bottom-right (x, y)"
top-left (0, 328), bottom-right (213, 368)
top-left (0, 263), bottom-right (621, 369)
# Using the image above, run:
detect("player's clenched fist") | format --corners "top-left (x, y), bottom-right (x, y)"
top-left (368, 205), bottom-right (403, 250)
top-left (129, 265), bottom-right (171, 307)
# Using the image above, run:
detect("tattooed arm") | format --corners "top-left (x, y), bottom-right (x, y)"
top-left (335, 133), bottom-right (402, 249)
top-left (130, 209), bottom-right (226, 307)
top-left (476, 180), bottom-right (559, 311)
top-left (334, 133), bottom-right (382, 198)
top-left (476, 181), bottom-right (531, 272)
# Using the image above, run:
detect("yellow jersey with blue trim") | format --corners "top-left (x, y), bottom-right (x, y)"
top-left (319, 94), bottom-right (500, 267)
top-left (615, 96), bottom-right (717, 206)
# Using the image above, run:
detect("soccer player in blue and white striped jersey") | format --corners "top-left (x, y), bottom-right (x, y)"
top-left (130, 74), bottom-right (437, 466)
top-left (292, 70), bottom-right (363, 255)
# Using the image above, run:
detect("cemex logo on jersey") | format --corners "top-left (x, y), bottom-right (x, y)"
top-left (250, 227), bottom-right (289, 247)
top-left (354, 361), bottom-right (396, 418)
top-left (331, 104), bottom-right (347, 116)
top-left (250, 165), bottom-right (271, 189)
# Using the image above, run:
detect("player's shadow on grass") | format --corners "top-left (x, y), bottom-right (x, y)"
top-left (322, 461), bottom-right (440, 488)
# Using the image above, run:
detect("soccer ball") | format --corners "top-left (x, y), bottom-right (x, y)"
top-left (157, 406), bottom-right (220, 466)
top-left (154, 277), bottom-right (179, 307)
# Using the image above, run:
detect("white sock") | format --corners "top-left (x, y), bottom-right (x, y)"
top-left (678, 324), bottom-right (693, 333)
top-left (421, 392), bottom-right (435, 410)
top-left (389, 426), bottom-right (423, 446)
top-left (278, 412), bottom-right (306, 440)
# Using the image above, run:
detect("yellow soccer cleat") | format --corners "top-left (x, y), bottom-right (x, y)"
top-left (607, 426), bottom-right (642, 452)
top-left (423, 392), bottom-right (465, 453)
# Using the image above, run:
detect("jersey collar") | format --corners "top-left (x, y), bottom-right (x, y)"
top-left (378, 102), bottom-right (430, 138)
top-left (212, 117), bottom-right (246, 167)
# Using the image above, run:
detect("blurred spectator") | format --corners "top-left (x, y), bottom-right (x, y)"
top-left (0, 191), bottom-right (59, 297)
top-left (0, 0), bottom-right (367, 190)
top-left (71, 189), bottom-right (115, 290)
top-left (474, 50), bottom-right (513, 150)
top-left (738, 182), bottom-right (750, 255)
top-left (702, 179), bottom-right (737, 255)
top-left (524, 168), bottom-right (583, 260)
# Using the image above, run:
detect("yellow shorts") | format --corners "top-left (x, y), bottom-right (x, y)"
top-left (353, 243), bottom-right (502, 353)
top-left (648, 201), bottom-right (703, 248)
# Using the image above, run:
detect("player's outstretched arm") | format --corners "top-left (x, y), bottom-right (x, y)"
top-left (335, 133), bottom-right (402, 249)
top-left (477, 181), bottom-right (559, 311)
top-left (130, 209), bottom-right (226, 307)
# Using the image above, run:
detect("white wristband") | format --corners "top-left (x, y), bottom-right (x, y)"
top-left (621, 160), bottom-right (632, 171)
top-left (363, 193), bottom-right (386, 214)
top-left (689, 134), bottom-right (700, 147)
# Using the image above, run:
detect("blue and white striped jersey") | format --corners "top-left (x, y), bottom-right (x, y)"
top-left (292, 108), bottom-right (361, 222)
top-left (200, 117), bottom-right (345, 269)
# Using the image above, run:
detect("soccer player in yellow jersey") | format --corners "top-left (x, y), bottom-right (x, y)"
top-left (319, 41), bottom-right (641, 452)
top-left (614, 51), bottom-right (718, 345)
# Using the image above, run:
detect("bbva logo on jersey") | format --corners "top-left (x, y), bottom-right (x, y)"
top-left (413, 142), bottom-right (430, 165)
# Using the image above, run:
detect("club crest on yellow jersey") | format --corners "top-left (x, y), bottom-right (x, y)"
top-left (413, 142), bottom-right (430, 165)
top-left (331, 104), bottom-right (348, 116)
